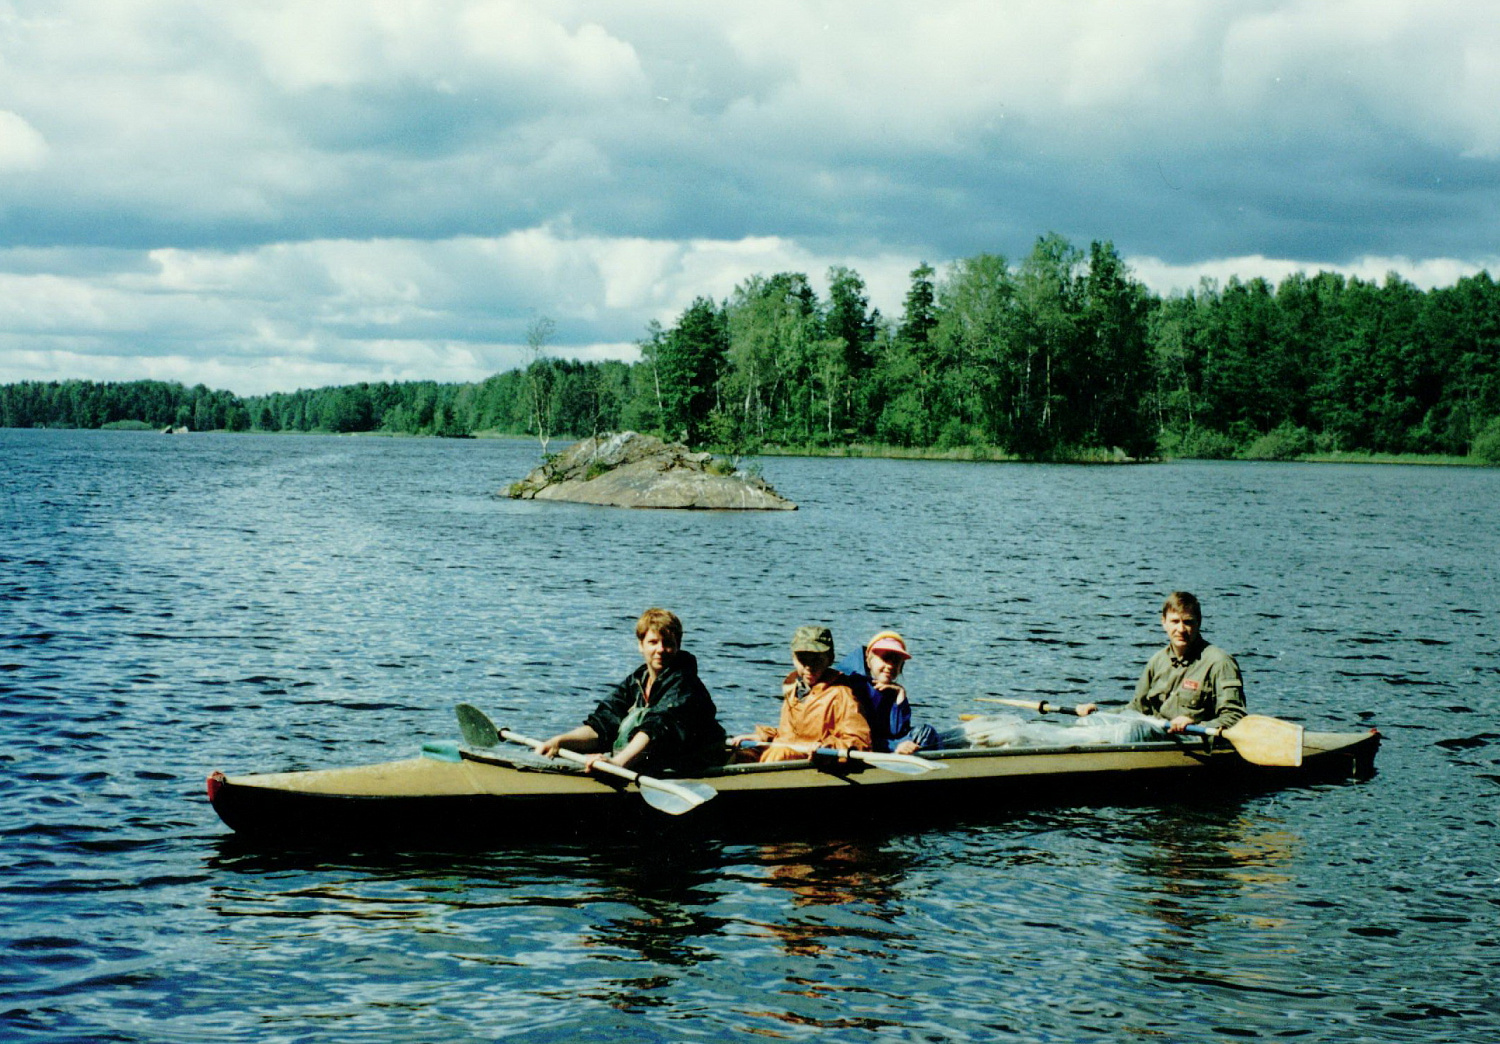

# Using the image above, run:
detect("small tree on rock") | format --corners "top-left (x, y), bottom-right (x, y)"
top-left (525, 316), bottom-right (557, 456)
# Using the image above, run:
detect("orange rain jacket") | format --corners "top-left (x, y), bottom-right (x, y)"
top-left (753, 670), bottom-right (873, 762)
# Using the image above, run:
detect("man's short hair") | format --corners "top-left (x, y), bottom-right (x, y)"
top-left (636, 608), bottom-right (683, 646)
top-left (1160, 591), bottom-right (1201, 620)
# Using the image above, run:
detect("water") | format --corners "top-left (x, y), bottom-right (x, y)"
top-left (2, 428), bottom-right (1497, 1043)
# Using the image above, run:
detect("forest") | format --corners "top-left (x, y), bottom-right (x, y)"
top-left (4, 235), bottom-right (1500, 463)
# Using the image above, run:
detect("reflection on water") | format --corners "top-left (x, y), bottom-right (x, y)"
top-left (753, 838), bottom-right (908, 958)
top-left (2, 429), bottom-right (1498, 1043)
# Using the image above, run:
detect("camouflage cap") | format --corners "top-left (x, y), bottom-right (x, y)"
top-left (790, 625), bottom-right (834, 655)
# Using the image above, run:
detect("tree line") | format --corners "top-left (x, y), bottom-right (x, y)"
top-left (4, 234), bottom-right (1500, 462)
top-left (0, 379), bottom-right (250, 433)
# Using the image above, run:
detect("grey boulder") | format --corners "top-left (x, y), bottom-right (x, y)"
top-left (506, 432), bottom-right (797, 510)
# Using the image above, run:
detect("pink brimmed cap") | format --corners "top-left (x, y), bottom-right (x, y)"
top-left (867, 631), bottom-right (910, 660)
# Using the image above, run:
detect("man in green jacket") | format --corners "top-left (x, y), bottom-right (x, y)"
top-left (1080, 591), bottom-right (1246, 732)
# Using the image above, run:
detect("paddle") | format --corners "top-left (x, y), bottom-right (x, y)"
top-left (455, 702), bottom-right (501, 748)
top-left (733, 739), bottom-right (942, 775)
top-left (1184, 715), bottom-right (1304, 768)
top-left (453, 703), bottom-right (716, 815)
top-left (976, 697), bottom-right (1305, 768)
top-left (977, 696), bottom-right (1090, 716)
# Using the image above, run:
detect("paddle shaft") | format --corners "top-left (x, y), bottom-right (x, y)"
top-left (454, 703), bottom-right (715, 813)
top-left (457, 703), bottom-right (668, 786)
top-left (975, 697), bottom-right (1304, 768)
top-left (983, 695), bottom-right (1240, 733)
top-left (734, 739), bottom-right (938, 774)
top-left (977, 696), bottom-right (1091, 716)
top-left (501, 728), bottom-right (652, 785)
top-left (496, 727), bottom-right (718, 809)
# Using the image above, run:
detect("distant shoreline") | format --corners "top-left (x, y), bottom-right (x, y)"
top-left (755, 443), bottom-right (1488, 467)
top-left (50, 425), bottom-right (1495, 467)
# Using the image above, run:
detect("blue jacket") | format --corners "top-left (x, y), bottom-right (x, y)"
top-left (833, 646), bottom-right (939, 751)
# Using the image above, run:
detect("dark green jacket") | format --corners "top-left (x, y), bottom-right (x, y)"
top-left (584, 650), bottom-right (726, 773)
top-left (1129, 640), bottom-right (1246, 731)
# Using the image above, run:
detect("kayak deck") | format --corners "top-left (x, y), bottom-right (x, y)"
top-left (207, 728), bottom-right (1380, 844)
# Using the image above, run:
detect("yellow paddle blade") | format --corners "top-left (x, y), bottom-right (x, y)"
top-left (1221, 714), bottom-right (1304, 767)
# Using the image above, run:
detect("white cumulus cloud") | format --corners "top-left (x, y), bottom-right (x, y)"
top-left (0, 110), bottom-right (47, 169)
top-left (0, 1), bottom-right (1497, 394)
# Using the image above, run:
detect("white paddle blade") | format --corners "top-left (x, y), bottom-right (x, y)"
top-left (674, 781), bottom-right (718, 803)
top-left (851, 751), bottom-right (942, 775)
top-left (638, 779), bottom-right (715, 815)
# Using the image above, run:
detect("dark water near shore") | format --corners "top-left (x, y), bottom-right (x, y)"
top-left (2, 428), bottom-right (1497, 1043)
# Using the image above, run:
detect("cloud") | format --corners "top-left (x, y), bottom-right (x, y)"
top-left (0, 2), bottom-right (1497, 394)
top-left (0, 228), bottom-right (924, 394)
top-left (1, 221), bottom-right (1477, 397)
top-left (1128, 252), bottom-right (1500, 296)
top-left (0, 111), bottom-right (48, 170)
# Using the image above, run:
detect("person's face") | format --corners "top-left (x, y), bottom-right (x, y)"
top-left (1161, 611), bottom-right (1200, 657)
top-left (793, 651), bottom-right (831, 687)
top-left (639, 628), bottom-right (677, 674)
top-left (867, 649), bottom-right (905, 686)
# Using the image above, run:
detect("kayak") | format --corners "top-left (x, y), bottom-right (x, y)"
top-left (206, 726), bottom-right (1380, 844)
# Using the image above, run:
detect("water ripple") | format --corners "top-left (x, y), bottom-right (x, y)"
top-left (2, 431), bottom-right (1498, 1043)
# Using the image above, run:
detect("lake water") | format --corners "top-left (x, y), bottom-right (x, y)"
top-left (2, 428), bottom-right (1497, 1043)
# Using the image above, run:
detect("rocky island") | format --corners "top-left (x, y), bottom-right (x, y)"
top-left (506, 431), bottom-right (796, 510)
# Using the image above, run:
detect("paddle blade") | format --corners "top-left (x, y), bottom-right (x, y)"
top-left (978, 697), bottom-right (1047, 712)
top-left (673, 781), bottom-right (719, 803)
top-left (1222, 714), bottom-right (1304, 767)
top-left (850, 751), bottom-right (942, 775)
top-left (638, 779), bottom-right (715, 815)
top-left (455, 703), bottom-right (499, 748)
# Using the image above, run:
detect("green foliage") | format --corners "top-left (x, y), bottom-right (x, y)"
top-left (875, 389), bottom-right (928, 447)
top-left (1147, 266), bottom-right (1500, 461)
top-left (898, 263), bottom-right (938, 349)
top-left (1241, 423), bottom-right (1314, 461)
top-left (704, 409), bottom-right (759, 458)
top-left (641, 298), bottom-right (728, 444)
top-left (1158, 425), bottom-right (1238, 460)
top-left (1080, 241), bottom-right (1155, 457)
top-left (6, 240), bottom-right (1500, 466)
top-left (525, 316), bottom-right (558, 453)
top-left (0, 379), bottom-right (243, 431)
top-left (826, 266), bottom-right (880, 398)
top-left (1473, 417), bottom-right (1500, 464)
top-left (932, 252), bottom-right (1017, 449)
top-left (934, 416), bottom-right (979, 451)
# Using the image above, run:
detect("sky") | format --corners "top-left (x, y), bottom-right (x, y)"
top-left (2, 0), bottom-right (1498, 396)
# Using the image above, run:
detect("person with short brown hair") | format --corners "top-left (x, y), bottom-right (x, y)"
top-left (1159, 590), bottom-right (1201, 622)
top-left (635, 606), bottom-right (681, 647)
top-left (537, 608), bottom-right (725, 774)
top-left (1080, 591), bottom-right (1245, 732)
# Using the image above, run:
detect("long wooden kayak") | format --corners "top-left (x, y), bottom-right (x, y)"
top-left (206, 727), bottom-right (1380, 844)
